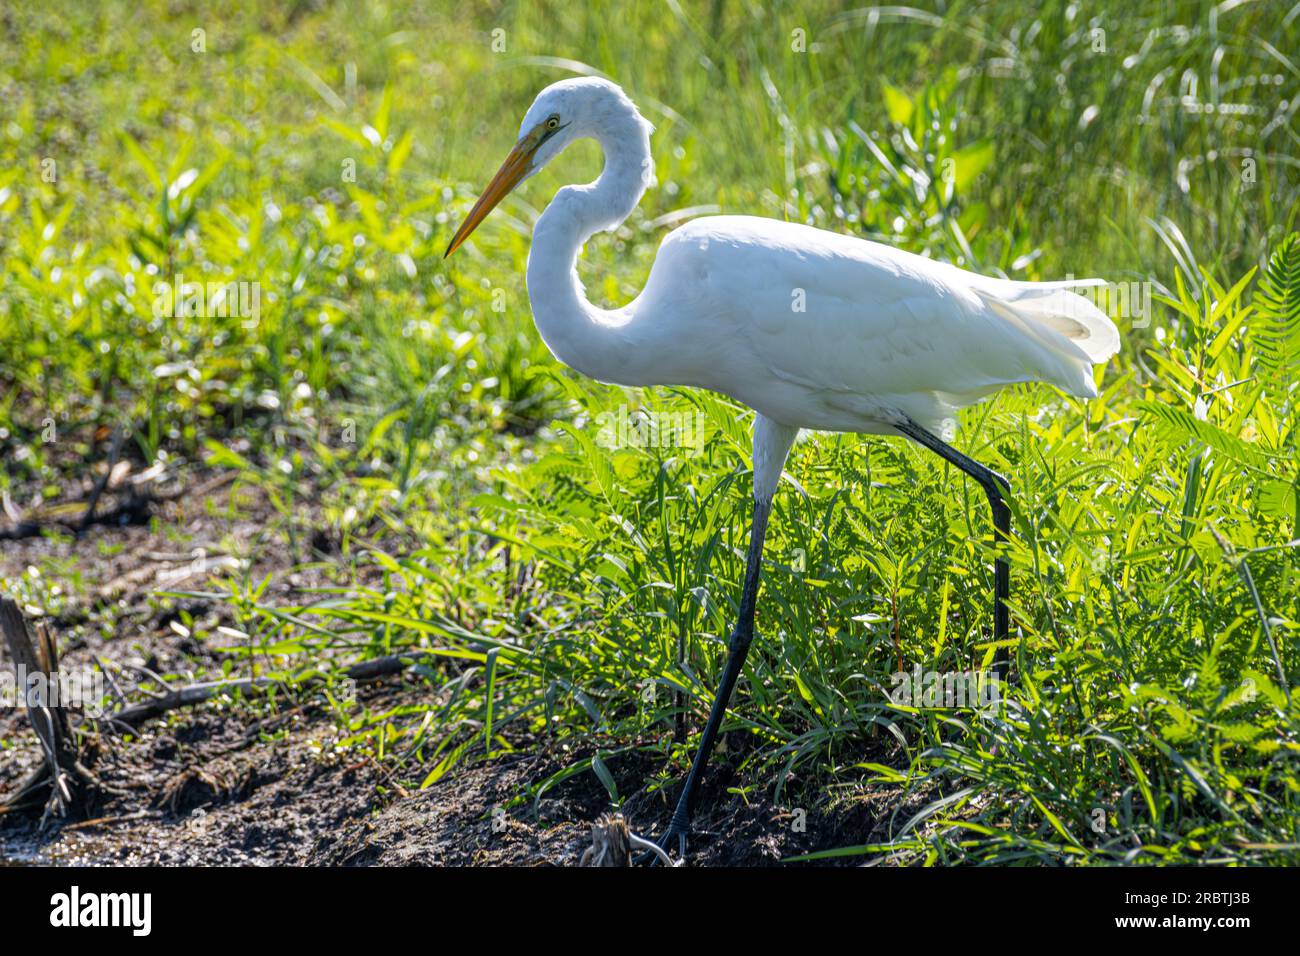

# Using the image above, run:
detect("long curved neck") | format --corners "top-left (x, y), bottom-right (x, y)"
top-left (526, 112), bottom-right (654, 385)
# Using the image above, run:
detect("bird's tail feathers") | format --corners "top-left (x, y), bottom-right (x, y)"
top-left (970, 280), bottom-right (1120, 398)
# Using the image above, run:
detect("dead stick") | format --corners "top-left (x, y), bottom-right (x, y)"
top-left (1, 470), bottom-right (239, 542)
top-left (107, 649), bottom-right (439, 730)
top-left (0, 767), bottom-right (54, 811)
top-left (93, 654), bottom-right (130, 707)
top-left (80, 426), bottom-right (127, 531)
top-left (63, 810), bottom-right (159, 832)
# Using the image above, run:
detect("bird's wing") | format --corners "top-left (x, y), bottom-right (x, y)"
top-left (645, 216), bottom-right (1114, 429)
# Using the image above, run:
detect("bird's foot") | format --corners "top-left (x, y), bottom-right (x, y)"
top-left (631, 821), bottom-right (688, 866)
top-left (658, 822), bottom-right (689, 865)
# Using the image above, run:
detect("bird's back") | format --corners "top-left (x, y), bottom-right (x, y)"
top-left (635, 216), bottom-right (1119, 436)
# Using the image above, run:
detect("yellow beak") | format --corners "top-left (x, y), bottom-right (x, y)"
top-left (444, 136), bottom-right (539, 258)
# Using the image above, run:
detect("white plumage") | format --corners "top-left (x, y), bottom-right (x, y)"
top-left (444, 76), bottom-right (1120, 858)
top-left (632, 215), bottom-right (1119, 439)
top-left (447, 77), bottom-right (1118, 451)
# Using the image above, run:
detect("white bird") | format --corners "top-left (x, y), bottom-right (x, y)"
top-left (445, 77), bottom-right (1119, 859)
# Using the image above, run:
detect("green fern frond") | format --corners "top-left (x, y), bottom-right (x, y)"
top-left (1137, 401), bottom-right (1277, 472)
top-left (1254, 233), bottom-right (1300, 393)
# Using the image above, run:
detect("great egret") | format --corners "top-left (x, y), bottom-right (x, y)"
top-left (445, 77), bottom-right (1119, 860)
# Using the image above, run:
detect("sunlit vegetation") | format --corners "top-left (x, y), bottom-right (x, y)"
top-left (1, 0), bottom-right (1297, 863)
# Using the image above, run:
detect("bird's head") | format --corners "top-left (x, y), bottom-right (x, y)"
top-left (444, 77), bottom-right (651, 257)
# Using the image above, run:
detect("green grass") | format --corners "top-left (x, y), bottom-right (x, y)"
top-left (2, 0), bottom-right (1298, 864)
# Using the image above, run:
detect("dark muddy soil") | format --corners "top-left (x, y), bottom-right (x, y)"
top-left (1, 466), bottom-right (909, 866)
top-left (314, 742), bottom-right (914, 866)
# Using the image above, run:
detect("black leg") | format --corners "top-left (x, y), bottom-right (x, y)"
top-left (894, 420), bottom-right (1012, 675)
top-left (656, 495), bottom-right (773, 858)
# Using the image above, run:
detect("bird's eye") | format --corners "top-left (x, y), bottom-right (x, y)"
top-left (546, 116), bottom-right (560, 130)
